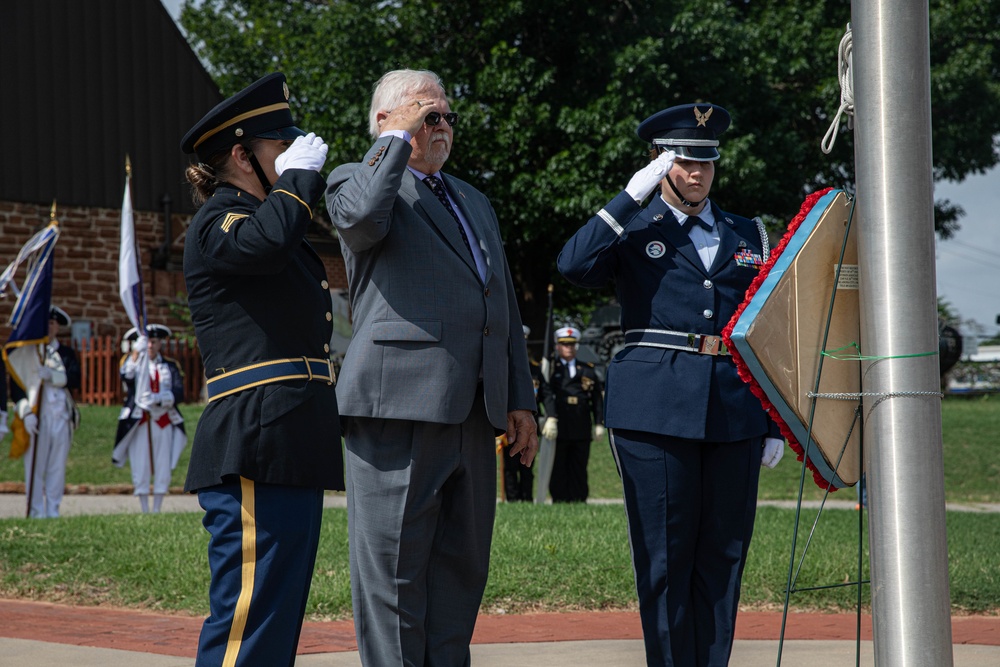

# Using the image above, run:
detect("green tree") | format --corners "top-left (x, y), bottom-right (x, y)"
top-left (180, 0), bottom-right (1000, 333)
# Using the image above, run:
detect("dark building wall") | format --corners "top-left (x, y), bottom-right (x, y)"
top-left (0, 0), bottom-right (224, 214)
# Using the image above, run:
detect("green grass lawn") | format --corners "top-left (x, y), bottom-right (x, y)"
top-left (1, 396), bottom-right (997, 618)
top-left (0, 503), bottom-right (997, 619)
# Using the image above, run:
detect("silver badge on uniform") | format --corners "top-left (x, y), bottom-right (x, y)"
top-left (646, 241), bottom-right (666, 258)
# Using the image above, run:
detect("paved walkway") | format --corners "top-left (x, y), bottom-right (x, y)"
top-left (0, 599), bottom-right (998, 666)
top-left (2, 488), bottom-right (999, 518)
top-left (1, 493), bottom-right (998, 665)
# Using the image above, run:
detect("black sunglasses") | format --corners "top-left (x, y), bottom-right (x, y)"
top-left (424, 111), bottom-right (459, 127)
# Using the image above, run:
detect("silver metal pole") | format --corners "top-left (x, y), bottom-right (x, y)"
top-left (851, 1), bottom-right (954, 664)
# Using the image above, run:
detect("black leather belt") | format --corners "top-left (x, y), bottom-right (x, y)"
top-left (623, 329), bottom-right (730, 356)
top-left (206, 357), bottom-right (335, 402)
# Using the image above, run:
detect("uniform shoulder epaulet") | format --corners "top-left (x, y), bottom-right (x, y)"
top-left (583, 361), bottom-right (595, 368)
top-left (163, 356), bottom-right (186, 377)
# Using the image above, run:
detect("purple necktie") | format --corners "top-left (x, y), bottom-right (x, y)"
top-left (423, 175), bottom-right (473, 256)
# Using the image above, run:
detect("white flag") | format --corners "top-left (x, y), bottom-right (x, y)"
top-left (118, 171), bottom-right (151, 411)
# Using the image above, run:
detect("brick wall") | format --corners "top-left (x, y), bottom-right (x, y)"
top-left (0, 200), bottom-right (348, 343)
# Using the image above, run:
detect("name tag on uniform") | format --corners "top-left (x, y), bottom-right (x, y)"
top-left (566, 396), bottom-right (579, 405)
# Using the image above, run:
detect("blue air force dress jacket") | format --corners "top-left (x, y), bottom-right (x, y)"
top-left (182, 170), bottom-right (344, 491)
top-left (558, 191), bottom-right (779, 443)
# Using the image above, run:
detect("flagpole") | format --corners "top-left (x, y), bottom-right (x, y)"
top-left (852, 0), bottom-right (954, 662)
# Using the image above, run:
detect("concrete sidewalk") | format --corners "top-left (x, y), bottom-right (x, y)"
top-left (2, 636), bottom-right (998, 666)
top-left (1, 599), bottom-right (998, 667)
top-left (2, 491), bottom-right (999, 519)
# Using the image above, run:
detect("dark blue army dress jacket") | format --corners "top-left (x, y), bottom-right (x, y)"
top-left (183, 170), bottom-right (344, 492)
top-left (558, 190), bottom-right (779, 443)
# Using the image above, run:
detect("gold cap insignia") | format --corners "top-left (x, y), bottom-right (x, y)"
top-left (283, 82), bottom-right (290, 100)
top-left (694, 106), bottom-right (713, 127)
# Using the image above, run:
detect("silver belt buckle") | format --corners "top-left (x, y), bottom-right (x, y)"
top-left (698, 335), bottom-right (724, 356)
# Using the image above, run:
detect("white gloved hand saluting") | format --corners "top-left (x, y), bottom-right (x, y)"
top-left (761, 437), bottom-right (785, 469)
top-left (541, 417), bottom-right (558, 441)
top-left (625, 149), bottom-right (676, 203)
top-left (274, 132), bottom-right (329, 175)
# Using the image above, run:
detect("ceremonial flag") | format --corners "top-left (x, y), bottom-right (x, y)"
top-left (1, 217), bottom-right (60, 458)
top-left (117, 159), bottom-right (152, 413)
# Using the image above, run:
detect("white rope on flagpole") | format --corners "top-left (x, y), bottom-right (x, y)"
top-left (821, 24), bottom-right (855, 155)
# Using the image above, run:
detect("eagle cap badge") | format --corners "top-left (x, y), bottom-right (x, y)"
top-left (694, 106), bottom-right (713, 127)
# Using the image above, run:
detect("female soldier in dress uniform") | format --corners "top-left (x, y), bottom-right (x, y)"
top-left (181, 72), bottom-right (344, 667)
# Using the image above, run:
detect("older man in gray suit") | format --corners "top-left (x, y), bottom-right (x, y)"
top-left (326, 69), bottom-right (538, 666)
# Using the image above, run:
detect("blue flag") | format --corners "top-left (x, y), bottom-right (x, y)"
top-left (1, 220), bottom-right (60, 458)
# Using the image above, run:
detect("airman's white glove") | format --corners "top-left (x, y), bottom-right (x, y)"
top-left (541, 417), bottom-right (558, 441)
top-left (594, 424), bottom-right (606, 440)
top-left (37, 366), bottom-right (52, 381)
top-left (274, 132), bottom-right (329, 175)
top-left (133, 336), bottom-right (148, 354)
top-left (761, 437), bottom-right (785, 469)
top-left (23, 412), bottom-right (38, 436)
top-left (625, 150), bottom-right (675, 203)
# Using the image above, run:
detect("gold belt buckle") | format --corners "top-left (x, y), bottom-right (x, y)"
top-left (698, 335), bottom-right (724, 356)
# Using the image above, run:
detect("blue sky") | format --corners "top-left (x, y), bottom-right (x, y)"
top-left (160, 0), bottom-right (1000, 339)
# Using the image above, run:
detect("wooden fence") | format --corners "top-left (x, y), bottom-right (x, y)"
top-left (72, 336), bottom-right (205, 406)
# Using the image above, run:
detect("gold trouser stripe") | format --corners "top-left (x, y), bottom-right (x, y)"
top-left (271, 189), bottom-right (313, 219)
top-left (222, 477), bottom-right (257, 667)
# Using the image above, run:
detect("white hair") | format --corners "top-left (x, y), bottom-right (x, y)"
top-left (368, 69), bottom-right (446, 138)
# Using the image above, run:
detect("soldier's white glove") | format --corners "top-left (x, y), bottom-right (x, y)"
top-left (761, 437), bottom-right (785, 469)
top-left (274, 132), bottom-right (329, 175)
top-left (625, 150), bottom-right (675, 203)
top-left (37, 366), bottom-right (52, 381)
top-left (541, 417), bottom-right (558, 440)
top-left (157, 390), bottom-right (175, 409)
top-left (594, 424), bottom-right (606, 440)
top-left (133, 335), bottom-right (148, 354)
top-left (0, 411), bottom-right (8, 439)
top-left (137, 391), bottom-right (155, 411)
top-left (23, 412), bottom-right (38, 436)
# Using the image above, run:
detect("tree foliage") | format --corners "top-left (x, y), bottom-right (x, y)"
top-left (180, 0), bottom-right (1000, 332)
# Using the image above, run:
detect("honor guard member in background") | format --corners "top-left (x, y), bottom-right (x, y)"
top-left (326, 68), bottom-right (537, 666)
top-left (541, 326), bottom-right (604, 503)
top-left (558, 103), bottom-right (785, 665)
top-left (12, 306), bottom-right (80, 518)
top-left (502, 325), bottom-right (541, 501)
top-left (112, 325), bottom-right (186, 514)
top-left (181, 71), bottom-right (344, 667)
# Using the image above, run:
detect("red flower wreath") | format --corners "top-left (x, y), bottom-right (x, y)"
top-left (721, 187), bottom-right (839, 492)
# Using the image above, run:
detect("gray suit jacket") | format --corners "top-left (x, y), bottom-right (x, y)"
top-left (326, 136), bottom-right (535, 431)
